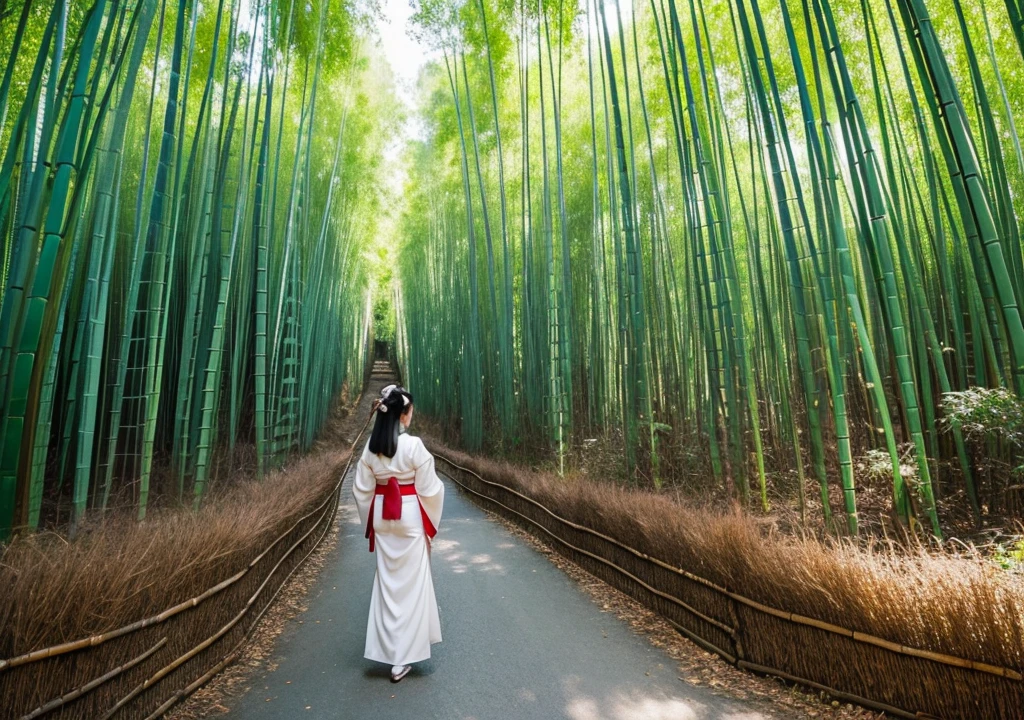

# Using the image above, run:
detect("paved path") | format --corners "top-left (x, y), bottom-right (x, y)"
top-left (228, 468), bottom-right (766, 720)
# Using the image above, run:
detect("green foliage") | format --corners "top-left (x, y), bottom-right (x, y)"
top-left (373, 298), bottom-right (396, 343)
top-left (992, 538), bottom-right (1024, 571)
top-left (942, 388), bottom-right (1024, 449)
top-left (394, 0), bottom-right (1024, 536)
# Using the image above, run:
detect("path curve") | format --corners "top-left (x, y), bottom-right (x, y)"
top-left (225, 461), bottom-right (768, 719)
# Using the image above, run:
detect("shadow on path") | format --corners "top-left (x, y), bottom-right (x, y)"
top-left (228, 464), bottom-right (768, 719)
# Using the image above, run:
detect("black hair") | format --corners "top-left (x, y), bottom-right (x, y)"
top-left (368, 386), bottom-right (414, 458)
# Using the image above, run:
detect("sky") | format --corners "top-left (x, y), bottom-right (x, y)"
top-left (376, 0), bottom-right (433, 110)
top-left (366, 0), bottom-right (438, 270)
top-left (374, 0), bottom-right (436, 195)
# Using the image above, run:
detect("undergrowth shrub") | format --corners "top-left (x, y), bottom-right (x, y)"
top-left (941, 387), bottom-right (1024, 517)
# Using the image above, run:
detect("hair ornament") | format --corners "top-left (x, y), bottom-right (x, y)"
top-left (377, 384), bottom-right (408, 414)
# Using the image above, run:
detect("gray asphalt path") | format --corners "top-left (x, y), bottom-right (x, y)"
top-left (228, 469), bottom-right (767, 720)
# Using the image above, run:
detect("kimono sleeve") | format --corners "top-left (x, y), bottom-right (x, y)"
top-left (412, 437), bottom-right (444, 530)
top-left (352, 446), bottom-right (377, 530)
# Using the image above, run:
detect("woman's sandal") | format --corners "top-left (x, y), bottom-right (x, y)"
top-left (390, 665), bottom-right (411, 683)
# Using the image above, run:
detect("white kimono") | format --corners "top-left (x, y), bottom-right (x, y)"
top-left (353, 433), bottom-right (445, 666)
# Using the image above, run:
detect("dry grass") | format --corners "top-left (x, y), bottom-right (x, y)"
top-left (429, 441), bottom-right (1024, 718)
top-left (0, 446), bottom-right (347, 660)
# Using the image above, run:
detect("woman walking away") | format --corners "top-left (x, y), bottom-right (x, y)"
top-left (353, 384), bottom-right (444, 682)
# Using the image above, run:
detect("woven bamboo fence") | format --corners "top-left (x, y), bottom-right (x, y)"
top-left (0, 449), bottom-right (359, 720)
top-left (433, 453), bottom-right (1024, 720)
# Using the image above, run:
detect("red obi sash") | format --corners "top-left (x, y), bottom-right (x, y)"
top-left (364, 477), bottom-right (438, 552)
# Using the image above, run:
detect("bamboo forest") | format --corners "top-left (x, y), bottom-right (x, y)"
top-left (3, 0), bottom-right (1024, 543)
top-left (396, 0), bottom-right (1024, 538)
top-left (5, 1), bottom-right (1024, 718)
top-left (0, 0), bottom-right (391, 536)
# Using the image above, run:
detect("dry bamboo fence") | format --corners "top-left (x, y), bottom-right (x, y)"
top-left (432, 452), bottom-right (1024, 720)
top-left (0, 427), bottom-right (371, 720)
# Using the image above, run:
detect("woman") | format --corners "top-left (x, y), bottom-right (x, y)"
top-left (353, 384), bottom-right (444, 682)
